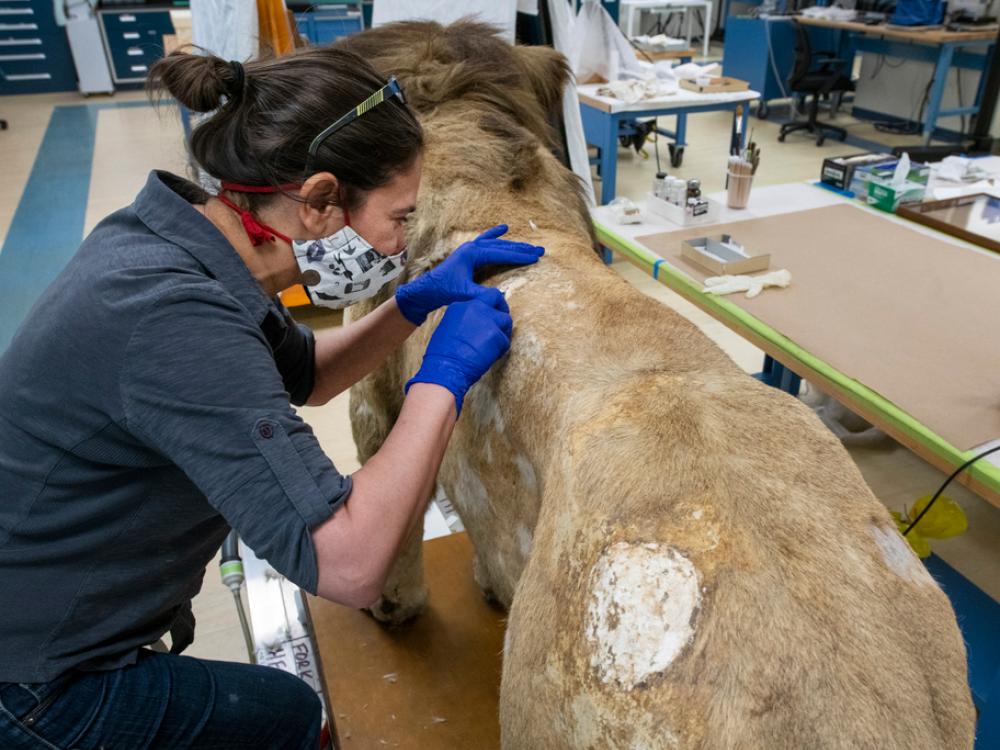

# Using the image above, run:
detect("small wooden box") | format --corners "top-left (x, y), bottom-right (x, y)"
top-left (681, 235), bottom-right (771, 275)
top-left (679, 76), bottom-right (750, 94)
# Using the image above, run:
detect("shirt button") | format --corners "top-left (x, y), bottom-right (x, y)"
top-left (259, 424), bottom-right (274, 439)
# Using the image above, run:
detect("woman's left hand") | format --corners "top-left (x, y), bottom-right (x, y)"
top-left (394, 224), bottom-right (544, 326)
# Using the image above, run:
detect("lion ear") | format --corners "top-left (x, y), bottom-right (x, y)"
top-left (515, 45), bottom-right (571, 119)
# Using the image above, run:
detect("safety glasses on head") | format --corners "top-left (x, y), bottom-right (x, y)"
top-left (304, 76), bottom-right (406, 175)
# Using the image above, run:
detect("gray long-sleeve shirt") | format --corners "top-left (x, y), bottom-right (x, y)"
top-left (0, 171), bottom-right (352, 683)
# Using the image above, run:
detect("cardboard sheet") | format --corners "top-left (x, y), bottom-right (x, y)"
top-left (306, 533), bottom-right (504, 749)
top-left (636, 203), bottom-right (1000, 451)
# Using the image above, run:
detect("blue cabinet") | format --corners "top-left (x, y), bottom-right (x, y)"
top-left (723, 16), bottom-right (797, 112)
top-left (97, 8), bottom-right (174, 84)
top-left (0, 0), bottom-right (77, 94)
top-left (294, 4), bottom-right (363, 45)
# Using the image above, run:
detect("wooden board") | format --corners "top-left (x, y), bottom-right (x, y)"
top-left (643, 47), bottom-right (696, 61)
top-left (306, 533), bottom-right (506, 749)
top-left (796, 16), bottom-right (998, 44)
top-left (679, 76), bottom-right (750, 93)
top-left (636, 203), bottom-right (1000, 452)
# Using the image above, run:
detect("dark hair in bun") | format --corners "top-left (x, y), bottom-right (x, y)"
top-left (148, 47), bottom-right (423, 211)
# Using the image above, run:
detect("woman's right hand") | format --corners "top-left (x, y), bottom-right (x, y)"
top-left (404, 295), bottom-right (513, 415)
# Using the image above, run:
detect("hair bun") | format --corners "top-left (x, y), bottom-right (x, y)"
top-left (147, 50), bottom-right (241, 114)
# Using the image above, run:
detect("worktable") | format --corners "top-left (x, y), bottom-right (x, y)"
top-left (592, 183), bottom-right (1000, 745)
top-left (795, 16), bottom-right (997, 144)
top-left (578, 82), bottom-right (759, 204)
top-left (619, 0), bottom-right (715, 57)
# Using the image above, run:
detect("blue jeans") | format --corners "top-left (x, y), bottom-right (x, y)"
top-left (0, 649), bottom-right (322, 749)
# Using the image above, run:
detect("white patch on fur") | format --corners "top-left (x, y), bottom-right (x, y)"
top-left (354, 399), bottom-right (375, 419)
top-left (515, 331), bottom-right (544, 365)
top-left (567, 301), bottom-right (580, 310)
top-left (585, 542), bottom-right (701, 688)
top-left (514, 454), bottom-right (538, 493)
top-left (516, 524), bottom-right (533, 559)
top-left (465, 383), bottom-right (505, 434)
top-left (691, 509), bottom-right (704, 520)
top-left (870, 524), bottom-right (934, 586)
top-left (455, 454), bottom-right (489, 510)
top-left (497, 275), bottom-right (529, 298)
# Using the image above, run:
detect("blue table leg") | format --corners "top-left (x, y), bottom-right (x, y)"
top-left (599, 118), bottom-right (619, 205)
top-left (754, 354), bottom-right (802, 396)
top-left (580, 104), bottom-right (618, 205)
top-left (676, 112), bottom-right (688, 148)
top-left (924, 42), bottom-right (956, 144)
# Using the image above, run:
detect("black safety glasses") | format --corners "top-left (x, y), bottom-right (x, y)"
top-left (304, 76), bottom-right (406, 174)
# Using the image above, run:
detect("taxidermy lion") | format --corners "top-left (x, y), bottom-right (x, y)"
top-left (336, 20), bottom-right (975, 750)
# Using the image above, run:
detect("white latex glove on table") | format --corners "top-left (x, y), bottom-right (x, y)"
top-left (703, 269), bottom-right (792, 299)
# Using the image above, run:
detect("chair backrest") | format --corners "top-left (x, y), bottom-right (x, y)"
top-left (787, 20), bottom-right (813, 90)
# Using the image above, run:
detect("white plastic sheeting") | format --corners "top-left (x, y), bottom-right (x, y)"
top-left (547, 0), bottom-right (597, 205)
top-left (190, 0), bottom-right (258, 62)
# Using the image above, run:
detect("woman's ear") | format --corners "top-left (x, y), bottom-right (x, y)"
top-left (297, 172), bottom-right (341, 236)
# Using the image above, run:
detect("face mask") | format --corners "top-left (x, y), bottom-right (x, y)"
top-left (292, 224), bottom-right (407, 309)
top-left (216, 181), bottom-right (407, 309)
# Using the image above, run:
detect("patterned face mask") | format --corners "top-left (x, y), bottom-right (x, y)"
top-left (291, 227), bottom-right (407, 309)
top-left (215, 180), bottom-right (408, 310)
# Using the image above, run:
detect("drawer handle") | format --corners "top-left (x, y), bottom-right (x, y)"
top-left (0, 52), bottom-right (44, 60)
top-left (120, 14), bottom-right (136, 22)
top-left (122, 31), bottom-right (139, 39)
top-left (4, 72), bottom-right (51, 81)
top-left (126, 46), bottom-right (142, 56)
top-left (0, 8), bottom-right (34, 15)
top-left (0, 22), bottom-right (38, 30)
top-left (0, 37), bottom-right (41, 45)
top-left (130, 64), bottom-right (147, 72)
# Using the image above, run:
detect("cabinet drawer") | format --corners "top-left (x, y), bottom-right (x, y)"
top-left (0, 53), bottom-right (53, 78)
top-left (109, 43), bottom-right (161, 80)
top-left (101, 10), bottom-right (173, 36)
top-left (0, 1), bottom-right (57, 33)
top-left (0, 34), bottom-right (43, 54)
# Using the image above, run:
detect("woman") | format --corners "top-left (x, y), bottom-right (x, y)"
top-left (0, 47), bottom-right (542, 749)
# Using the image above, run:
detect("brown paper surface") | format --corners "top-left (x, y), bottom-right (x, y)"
top-left (637, 203), bottom-right (1000, 451)
top-left (306, 533), bottom-right (504, 749)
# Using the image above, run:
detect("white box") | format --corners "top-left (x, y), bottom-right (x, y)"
top-left (643, 192), bottom-right (720, 226)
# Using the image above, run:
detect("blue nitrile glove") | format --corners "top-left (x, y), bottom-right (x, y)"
top-left (405, 296), bottom-right (514, 415)
top-left (395, 224), bottom-right (544, 326)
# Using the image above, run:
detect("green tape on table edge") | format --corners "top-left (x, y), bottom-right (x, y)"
top-left (593, 217), bottom-right (1000, 496)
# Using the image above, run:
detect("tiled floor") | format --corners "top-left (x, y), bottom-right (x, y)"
top-left (1, 60), bottom-right (996, 675)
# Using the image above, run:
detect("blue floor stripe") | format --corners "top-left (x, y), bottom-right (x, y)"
top-left (0, 99), bottom-right (160, 352)
top-left (0, 105), bottom-right (99, 351)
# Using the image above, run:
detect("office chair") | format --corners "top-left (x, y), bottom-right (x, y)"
top-left (778, 20), bottom-right (856, 147)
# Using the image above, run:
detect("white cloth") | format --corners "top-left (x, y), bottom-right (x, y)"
top-left (373, 0), bottom-right (518, 41)
top-left (703, 269), bottom-right (792, 299)
top-left (190, 0), bottom-right (258, 62)
top-left (547, 0), bottom-right (597, 205)
top-left (596, 77), bottom-right (678, 102)
top-left (569, 1), bottom-right (643, 83)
